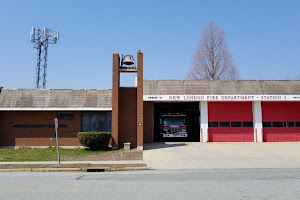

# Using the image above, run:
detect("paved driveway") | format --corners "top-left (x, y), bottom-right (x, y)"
top-left (143, 142), bottom-right (300, 170)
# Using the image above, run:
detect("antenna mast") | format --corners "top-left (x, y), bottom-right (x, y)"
top-left (30, 27), bottom-right (59, 89)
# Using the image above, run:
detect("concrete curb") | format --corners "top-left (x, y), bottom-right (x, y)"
top-left (0, 168), bottom-right (81, 172)
top-left (110, 167), bottom-right (148, 171)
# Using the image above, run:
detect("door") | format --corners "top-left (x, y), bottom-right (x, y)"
top-left (262, 102), bottom-right (300, 142)
top-left (208, 102), bottom-right (254, 142)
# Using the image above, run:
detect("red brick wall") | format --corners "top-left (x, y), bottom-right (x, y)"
top-left (111, 52), bottom-right (120, 147)
top-left (119, 87), bottom-right (137, 146)
top-left (137, 52), bottom-right (144, 147)
top-left (111, 52), bottom-right (145, 148)
top-left (0, 111), bottom-right (81, 147)
top-left (143, 101), bottom-right (153, 143)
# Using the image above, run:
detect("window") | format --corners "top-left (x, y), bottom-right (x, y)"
top-left (81, 112), bottom-right (112, 132)
top-left (243, 122), bottom-right (253, 127)
top-left (58, 112), bottom-right (73, 119)
top-left (273, 122), bottom-right (283, 127)
top-left (231, 122), bottom-right (241, 127)
top-left (296, 122), bottom-right (300, 127)
top-left (284, 122), bottom-right (294, 127)
top-left (263, 122), bottom-right (271, 127)
top-left (162, 116), bottom-right (185, 125)
top-left (219, 122), bottom-right (230, 127)
top-left (208, 122), bottom-right (218, 127)
top-left (82, 112), bottom-right (89, 131)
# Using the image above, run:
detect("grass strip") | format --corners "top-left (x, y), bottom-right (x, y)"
top-left (0, 147), bottom-right (109, 162)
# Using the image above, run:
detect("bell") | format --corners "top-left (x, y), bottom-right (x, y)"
top-left (123, 55), bottom-right (134, 65)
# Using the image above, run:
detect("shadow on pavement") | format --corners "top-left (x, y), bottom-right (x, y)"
top-left (144, 142), bottom-right (187, 150)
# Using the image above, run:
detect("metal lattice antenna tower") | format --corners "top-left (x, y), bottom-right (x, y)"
top-left (30, 27), bottom-right (59, 89)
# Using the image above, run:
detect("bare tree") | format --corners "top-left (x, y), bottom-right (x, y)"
top-left (186, 21), bottom-right (239, 80)
top-left (285, 74), bottom-right (300, 80)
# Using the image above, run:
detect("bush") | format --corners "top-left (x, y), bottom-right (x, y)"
top-left (77, 132), bottom-right (111, 151)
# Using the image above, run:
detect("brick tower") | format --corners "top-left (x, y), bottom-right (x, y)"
top-left (111, 52), bottom-right (144, 150)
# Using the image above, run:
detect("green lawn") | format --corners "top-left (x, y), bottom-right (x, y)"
top-left (0, 147), bottom-right (107, 162)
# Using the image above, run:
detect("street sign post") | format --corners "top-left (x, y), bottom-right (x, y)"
top-left (54, 118), bottom-right (60, 164)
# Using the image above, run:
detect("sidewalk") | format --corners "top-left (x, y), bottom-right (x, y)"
top-left (0, 160), bottom-right (146, 172)
top-left (0, 160), bottom-right (144, 165)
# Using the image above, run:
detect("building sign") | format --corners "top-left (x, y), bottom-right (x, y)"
top-left (143, 95), bottom-right (300, 102)
top-left (54, 118), bottom-right (58, 128)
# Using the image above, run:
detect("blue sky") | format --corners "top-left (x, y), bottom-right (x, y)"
top-left (0, 0), bottom-right (299, 89)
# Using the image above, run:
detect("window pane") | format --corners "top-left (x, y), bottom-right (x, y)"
top-left (98, 112), bottom-right (106, 131)
top-left (296, 122), bottom-right (300, 127)
top-left (243, 122), bottom-right (253, 127)
top-left (58, 112), bottom-right (73, 119)
top-left (90, 112), bottom-right (97, 131)
top-left (81, 111), bottom-right (112, 132)
top-left (220, 122), bottom-right (230, 127)
top-left (82, 112), bottom-right (89, 132)
top-left (263, 122), bottom-right (271, 127)
top-left (273, 122), bottom-right (283, 127)
top-left (106, 112), bottom-right (112, 132)
top-left (162, 116), bottom-right (185, 125)
top-left (284, 122), bottom-right (294, 127)
top-left (231, 122), bottom-right (241, 127)
top-left (208, 122), bottom-right (218, 127)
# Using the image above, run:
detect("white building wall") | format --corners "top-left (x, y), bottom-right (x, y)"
top-left (200, 101), bottom-right (208, 142)
top-left (253, 101), bottom-right (263, 142)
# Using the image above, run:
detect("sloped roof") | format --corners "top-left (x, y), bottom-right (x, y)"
top-left (0, 80), bottom-right (299, 110)
top-left (143, 80), bottom-right (300, 95)
top-left (0, 89), bottom-right (112, 110)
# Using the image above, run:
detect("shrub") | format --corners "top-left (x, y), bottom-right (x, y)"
top-left (77, 132), bottom-right (111, 151)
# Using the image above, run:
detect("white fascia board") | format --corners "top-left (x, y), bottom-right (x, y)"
top-left (0, 107), bottom-right (112, 111)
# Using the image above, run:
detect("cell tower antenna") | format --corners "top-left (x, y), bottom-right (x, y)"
top-left (30, 27), bottom-right (59, 89)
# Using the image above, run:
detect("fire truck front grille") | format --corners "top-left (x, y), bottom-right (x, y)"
top-left (169, 127), bottom-right (180, 133)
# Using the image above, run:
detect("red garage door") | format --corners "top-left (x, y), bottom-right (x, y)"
top-left (208, 102), bottom-right (254, 142)
top-left (262, 102), bottom-right (300, 142)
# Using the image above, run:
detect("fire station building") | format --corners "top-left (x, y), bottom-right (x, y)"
top-left (0, 52), bottom-right (300, 149)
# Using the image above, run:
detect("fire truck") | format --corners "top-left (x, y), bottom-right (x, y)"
top-left (160, 113), bottom-right (188, 138)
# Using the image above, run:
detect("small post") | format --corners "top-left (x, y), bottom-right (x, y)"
top-left (54, 118), bottom-right (60, 164)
